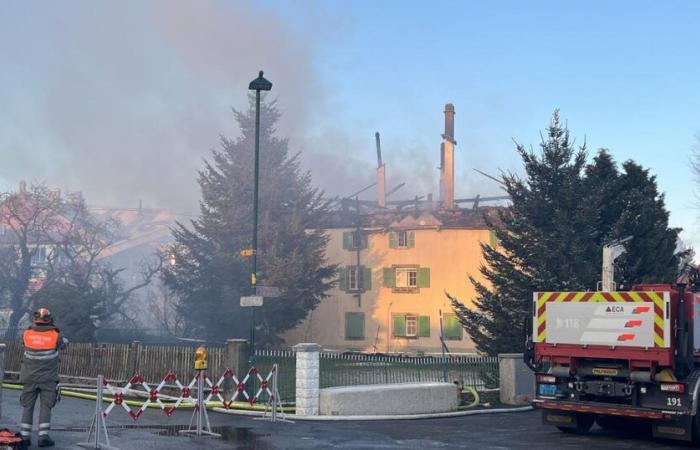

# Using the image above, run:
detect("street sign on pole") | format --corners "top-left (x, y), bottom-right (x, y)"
top-left (240, 296), bottom-right (264, 307)
top-left (256, 286), bottom-right (282, 298)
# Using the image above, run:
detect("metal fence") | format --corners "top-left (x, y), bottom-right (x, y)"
top-left (319, 353), bottom-right (499, 391)
top-left (255, 351), bottom-right (498, 402)
top-left (255, 350), bottom-right (296, 404)
top-left (4, 342), bottom-right (498, 405)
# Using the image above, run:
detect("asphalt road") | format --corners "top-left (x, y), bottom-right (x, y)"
top-left (0, 389), bottom-right (690, 449)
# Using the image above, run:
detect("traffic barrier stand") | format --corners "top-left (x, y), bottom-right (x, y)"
top-left (180, 369), bottom-right (220, 438)
top-left (260, 364), bottom-right (293, 423)
top-left (77, 375), bottom-right (119, 450)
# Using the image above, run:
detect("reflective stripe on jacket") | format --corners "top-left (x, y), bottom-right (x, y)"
top-left (23, 328), bottom-right (60, 360)
top-left (20, 325), bottom-right (63, 384)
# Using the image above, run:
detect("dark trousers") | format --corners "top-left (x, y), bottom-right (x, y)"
top-left (19, 382), bottom-right (57, 440)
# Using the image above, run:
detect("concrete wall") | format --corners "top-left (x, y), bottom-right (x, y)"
top-left (498, 353), bottom-right (534, 406)
top-left (319, 382), bottom-right (460, 416)
top-left (284, 225), bottom-right (493, 353)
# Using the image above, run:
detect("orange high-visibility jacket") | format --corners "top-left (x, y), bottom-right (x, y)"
top-left (23, 328), bottom-right (60, 352)
top-left (20, 325), bottom-right (63, 384)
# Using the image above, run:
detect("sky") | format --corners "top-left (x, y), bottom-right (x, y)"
top-left (1, 1), bottom-right (699, 247)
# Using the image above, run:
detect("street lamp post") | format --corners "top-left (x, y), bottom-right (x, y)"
top-left (248, 70), bottom-right (272, 364)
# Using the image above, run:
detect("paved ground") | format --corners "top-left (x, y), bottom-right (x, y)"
top-left (0, 389), bottom-right (691, 449)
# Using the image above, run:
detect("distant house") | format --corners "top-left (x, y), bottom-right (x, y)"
top-left (0, 181), bottom-right (176, 312)
top-left (0, 181), bottom-right (72, 296)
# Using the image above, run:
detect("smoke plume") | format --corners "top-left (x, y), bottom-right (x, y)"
top-left (0, 1), bottom-right (325, 211)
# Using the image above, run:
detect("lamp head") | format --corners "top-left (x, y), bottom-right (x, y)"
top-left (249, 70), bottom-right (272, 91)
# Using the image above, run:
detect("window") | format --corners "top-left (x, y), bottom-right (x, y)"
top-left (444, 314), bottom-right (463, 340)
top-left (393, 314), bottom-right (431, 338)
top-left (389, 231), bottom-right (415, 249)
top-left (345, 312), bottom-right (365, 340)
top-left (395, 268), bottom-right (417, 288)
top-left (31, 246), bottom-right (48, 266)
top-left (350, 231), bottom-right (361, 249)
top-left (343, 231), bottom-right (367, 251)
top-left (348, 266), bottom-right (359, 291)
top-left (398, 231), bottom-right (408, 248)
top-left (340, 266), bottom-right (371, 292)
top-left (383, 266), bottom-right (430, 291)
top-left (405, 315), bottom-right (418, 337)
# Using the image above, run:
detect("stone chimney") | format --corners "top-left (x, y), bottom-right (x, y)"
top-left (48, 189), bottom-right (61, 202)
top-left (67, 191), bottom-right (84, 206)
top-left (375, 132), bottom-right (386, 208)
top-left (441, 104), bottom-right (456, 209)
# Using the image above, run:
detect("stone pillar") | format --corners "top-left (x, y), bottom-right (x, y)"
top-left (294, 343), bottom-right (321, 416)
top-left (223, 339), bottom-right (249, 400)
top-left (0, 343), bottom-right (5, 418)
top-left (498, 353), bottom-right (534, 406)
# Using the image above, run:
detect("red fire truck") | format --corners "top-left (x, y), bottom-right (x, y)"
top-left (524, 242), bottom-right (700, 442)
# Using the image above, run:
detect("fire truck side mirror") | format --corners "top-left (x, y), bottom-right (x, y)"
top-left (523, 317), bottom-right (539, 371)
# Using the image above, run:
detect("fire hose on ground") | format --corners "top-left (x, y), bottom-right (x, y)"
top-left (1, 382), bottom-right (295, 413)
top-left (1, 383), bottom-right (481, 413)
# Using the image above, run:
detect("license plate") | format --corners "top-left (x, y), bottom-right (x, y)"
top-left (539, 384), bottom-right (557, 396)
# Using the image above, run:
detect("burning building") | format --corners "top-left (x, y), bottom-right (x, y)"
top-left (284, 104), bottom-right (508, 354)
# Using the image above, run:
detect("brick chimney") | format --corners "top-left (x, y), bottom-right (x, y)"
top-left (440, 104), bottom-right (456, 209)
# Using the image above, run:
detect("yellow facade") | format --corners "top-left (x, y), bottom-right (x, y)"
top-left (284, 221), bottom-right (493, 354)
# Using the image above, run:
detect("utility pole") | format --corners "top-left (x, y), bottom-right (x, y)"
top-left (248, 71), bottom-right (272, 364)
top-left (355, 196), bottom-right (362, 307)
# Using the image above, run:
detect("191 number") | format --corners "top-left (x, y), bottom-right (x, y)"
top-left (667, 397), bottom-right (682, 407)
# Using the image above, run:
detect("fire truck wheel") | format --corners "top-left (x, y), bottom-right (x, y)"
top-left (693, 410), bottom-right (700, 444)
top-left (557, 413), bottom-right (594, 434)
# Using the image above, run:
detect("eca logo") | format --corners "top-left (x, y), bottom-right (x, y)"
top-left (605, 305), bottom-right (626, 314)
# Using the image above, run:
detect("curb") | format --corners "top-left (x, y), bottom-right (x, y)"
top-left (212, 405), bottom-right (533, 421)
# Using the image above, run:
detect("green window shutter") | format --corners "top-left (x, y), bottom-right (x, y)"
top-left (418, 316), bottom-right (430, 337)
top-left (383, 267), bottom-right (395, 288)
top-left (489, 230), bottom-right (499, 248)
top-left (339, 267), bottom-right (348, 292)
top-left (408, 231), bottom-right (415, 248)
top-left (388, 232), bottom-right (397, 249)
top-left (345, 312), bottom-right (364, 339)
top-left (361, 233), bottom-right (369, 250)
top-left (392, 315), bottom-right (406, 337)
top-left (417, 267), bottom-right (430, 288)
top-left (363, 266), bottom-right (372, 291)
top-left (342, 231), bottom-right (351, 250)
top-left (445, 315), bottom-right (462, 340)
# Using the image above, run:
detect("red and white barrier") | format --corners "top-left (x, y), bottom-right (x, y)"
top-left (78, 364), bottom-right (284, 449)
top-left (101, 365), bottom-right (278, 420)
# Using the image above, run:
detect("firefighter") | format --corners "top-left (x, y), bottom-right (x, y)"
top-left (19, 308), bottom-right (67, 447)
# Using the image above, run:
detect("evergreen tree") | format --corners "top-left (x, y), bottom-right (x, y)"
top-left (612, 160), bottom-right (684, 286)
top-left (450, 112), bottom-right (685, 355)
top-left (162, 99), bottom-right (336, 344)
